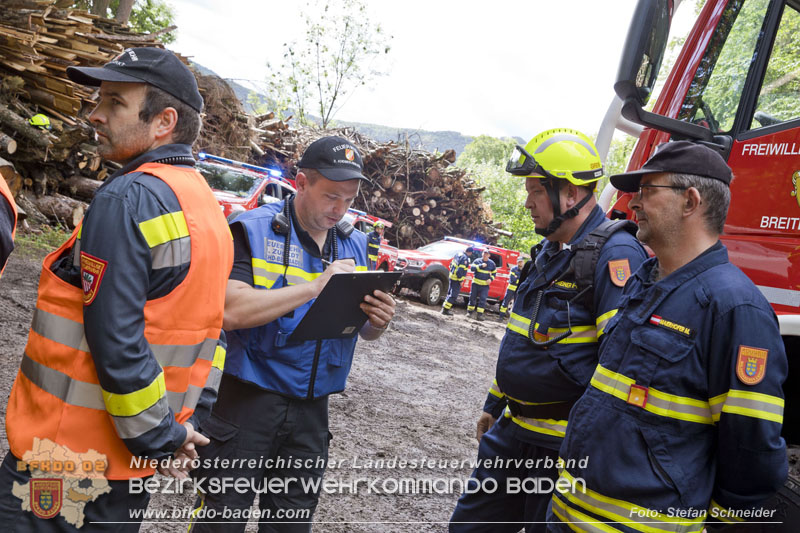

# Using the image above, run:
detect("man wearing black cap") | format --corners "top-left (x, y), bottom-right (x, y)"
top-left (0, 47), bottom-right (233, 530)
top-left (549, 141), bottom-right (788, 530)
top-left (189, 136), bottom-right (396, 532)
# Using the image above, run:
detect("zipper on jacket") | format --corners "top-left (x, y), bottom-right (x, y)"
top-left (308, 340), bottom-right (323, 399)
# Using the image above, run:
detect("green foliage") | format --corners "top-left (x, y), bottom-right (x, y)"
top-left (457, 137), bottom-right (541, 253)
top-left (456, 135), bottom-right (516, 167)
top-left (70, 1), bottom-right (177, 43)
top-left (266, 0), bottom-right (392, 127)
top-left (16, 226), bottom-right (71, 256)
top-left (125, 0), bottom-right (177, 44)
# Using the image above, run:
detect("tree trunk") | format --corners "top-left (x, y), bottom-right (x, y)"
top-left (91, 0), bottom-right (111, 17)
top-left (115, 0), bottom-right (135, 25)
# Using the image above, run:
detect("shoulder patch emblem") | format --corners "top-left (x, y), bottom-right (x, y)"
top-left (608, 259), bottom-right (632, 287)
top-left (80, 252), bottom-right (108, 306)
top-left (736, 345), bottom-right (769, 385)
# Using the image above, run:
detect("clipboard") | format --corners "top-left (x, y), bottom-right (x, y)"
top-left (288, 271), bottom-right (403, 342)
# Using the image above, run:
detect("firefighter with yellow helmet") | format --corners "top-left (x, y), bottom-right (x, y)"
top-left (449, 128), bottom-right (647, 532)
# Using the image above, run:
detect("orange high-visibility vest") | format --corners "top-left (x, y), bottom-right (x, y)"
top-left (0, 174), bottom-right (17, 279)
top-left (6, 163), bottom-right (233, 479)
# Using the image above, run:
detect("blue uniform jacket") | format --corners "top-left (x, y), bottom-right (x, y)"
top-left (224, 202), bottom-right (369, 399)
top-left (506, 265), bottom-right (521, 294)
top-left (470, 257), bottom-right (497, 285)
top-left (551, 242), bottom-right (788, 531)
top-left (449, 251), bottom-right (471, 281)
top-left (484, 205), bottom-right (647, 449)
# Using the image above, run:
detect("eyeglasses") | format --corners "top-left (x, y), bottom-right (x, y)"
top-left (635, 184), bottom-right (688, 198)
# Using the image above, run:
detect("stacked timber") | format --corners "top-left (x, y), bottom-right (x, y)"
top-left (250, 124), bottom-right (497, 249)
top-left (0, 1), bottom-right (247, 229)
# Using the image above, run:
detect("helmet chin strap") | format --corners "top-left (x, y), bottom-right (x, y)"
top-left (535, 183), bottom-right (593, 237)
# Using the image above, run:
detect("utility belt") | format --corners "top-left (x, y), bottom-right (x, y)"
top-left (507, 398), bottom-right (574, 421)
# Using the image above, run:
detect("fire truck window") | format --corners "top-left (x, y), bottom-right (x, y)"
top-left (750, 2), bottom-right (800, 130)
top-left (677, 0), bottom-right (769, 134)
top-left (489, 253), bottom-right (502, 267)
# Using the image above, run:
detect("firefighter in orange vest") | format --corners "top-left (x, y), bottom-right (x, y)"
top-left (0, 173), bottom-right (16, 278)
top-left (0, 47), bottom-right (233, 531)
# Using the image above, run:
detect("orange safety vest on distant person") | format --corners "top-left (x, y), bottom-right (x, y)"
top-left (6, 163), bottom-right (233, 479)
top-left (0, 174), bottom-right (17, 279)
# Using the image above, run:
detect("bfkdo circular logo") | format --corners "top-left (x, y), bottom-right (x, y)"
top-left (31, 478), bottom-right (63, 519)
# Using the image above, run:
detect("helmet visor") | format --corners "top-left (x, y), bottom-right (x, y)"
top-left (506, 144), bottom-right (556, 179)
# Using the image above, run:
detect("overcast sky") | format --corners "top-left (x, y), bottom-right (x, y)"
top-left (168, 0), bottom-right (695, 140)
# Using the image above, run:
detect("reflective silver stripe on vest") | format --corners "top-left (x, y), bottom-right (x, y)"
top-left (32, 307), bottom-right (218, 368)
top-left (150, 236), bottom-right (191, 270)
top-left (550, 495), bottom-right (623, 533)
top-left (111, 396), bottom-right (171, 439)
top-left (72, 239), bottom-right (82, 268)
top-left (21, 353), bottom-right (105, 410)
top-left (31, 308), bottom-right (89, 352)
top-left (23, 353), bottom-right (208, 429)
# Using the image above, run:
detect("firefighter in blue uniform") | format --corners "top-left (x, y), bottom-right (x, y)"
top-left (366, 220), bottom-right (384, 270)
top-left (548, 142), bottom-right (788, 532)
top-left (191, 136), bottom-right (396, 532)
top-left (500, 256), bottom-right (525, 319)
top-left (442, 246), bottom-right (477, 315)
top-left (449, 129), bottom-right (647, 532)
top-left (467, 248), bottom-right (496, 321)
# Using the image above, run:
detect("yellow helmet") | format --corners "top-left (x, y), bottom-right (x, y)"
top-left (29, 113), bottom-right (51, 130)
top-left (506, 128), bottom-right (604, 186)
top-left (373, 221), bottom-right (385, 229)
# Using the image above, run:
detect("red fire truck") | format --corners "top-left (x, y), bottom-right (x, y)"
top-left (394, 236), bottom-right (521, 306)
top-left (598, 0), bottom-right (800, 445)
top-left (196, 152), bottom-right (296, 220)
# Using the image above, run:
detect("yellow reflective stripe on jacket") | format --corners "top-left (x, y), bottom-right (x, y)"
top-left (488, 379), bottom-right (504, 399)
top-left (595, 308), bottom-right (618, 337)
top-left (212, 343), bottom-right (226, 371)
top-left (505, 407), bottom-right (567, 438)
top-left (368, 254), bottom-right (378, 261)
top-left (251, 257), bottom-right (324, 288)
top-left (708, 499), bottom-right (746, 523)
top-left (591, 365), bottom-right (714, 425)
top-left (473, 278), bottom-right (491, 286)
top-left (506, 312), bottom-right (596, 344)
top-left (709, 389), bottom-right (784, 424)
top-left (102, 371), bottom-right (166, 417)
top-left (355, 265), bottom-right (368, 272)
top-left (507, 283), bottom-right (518, 291)
top-left (547, 325), bottom-right (598, 344)
top-left (138, 211), bottom-right (189, 248)
top-left (551, 495), bottom-right (624, 533)
top-left (556, 468), bottom-right (705, 533)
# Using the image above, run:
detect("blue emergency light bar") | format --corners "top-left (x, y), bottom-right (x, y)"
top-left (444, 236), bottom-right (483, 246)
top-left (347, 208), bottom-right (368, 216)
top-left (198, 152), bottom-right (283, 178)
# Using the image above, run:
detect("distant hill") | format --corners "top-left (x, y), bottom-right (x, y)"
top-left (191, 62), bottom-right (517, 156)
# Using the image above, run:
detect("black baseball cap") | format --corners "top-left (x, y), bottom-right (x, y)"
top-left (67, 47), bottom-right (203, 112)
top-left (298, 136), bottom-right (368, 182)
top-left (610, 141), bottom-right (732, 192)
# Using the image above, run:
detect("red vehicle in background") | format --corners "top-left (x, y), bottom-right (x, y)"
top-left (598, 0), bottom-right (800, 444)
top-left (342, 208), bottom-right (398, 271)
top-left (394, 236), bottom-right (521, 307)
top-left (196, 152), bottom-right (296, 221)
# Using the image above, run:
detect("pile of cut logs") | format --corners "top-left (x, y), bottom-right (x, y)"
top-left (0, 2), bottom-right (498, 247)
top-left (0, 0), bottom-right (252, 230)
top-left (250, 123), bottom-right (499, 248)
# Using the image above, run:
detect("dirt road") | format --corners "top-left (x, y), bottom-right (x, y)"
top-left (0, 244), bottom-right (504, 532)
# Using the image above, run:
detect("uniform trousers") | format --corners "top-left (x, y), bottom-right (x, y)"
top-left (190, 373), bottom-right (329, 533)
top-left (449, 415), bottom-right (559, 533)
